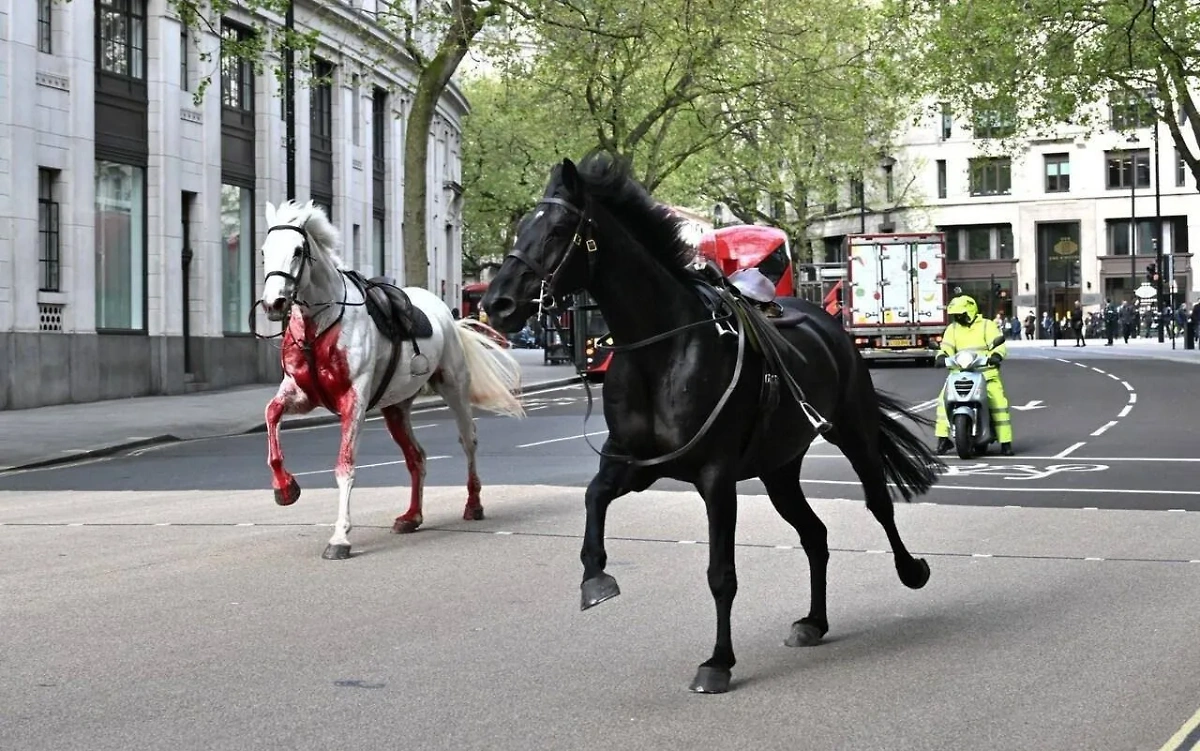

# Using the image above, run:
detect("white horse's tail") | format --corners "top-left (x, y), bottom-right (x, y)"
top-left (454, 319), bottom-right (526, 418)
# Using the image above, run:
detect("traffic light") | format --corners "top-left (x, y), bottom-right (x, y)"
top-left (1146, 263), bottom-right (1157, 283)
top-left (992, 283), bottom-right (1002, 297)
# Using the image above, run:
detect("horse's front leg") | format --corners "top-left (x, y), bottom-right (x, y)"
top-left (266, 376), bottom-right (312, 506)
top-left (689, 470), bottom-right (739, 695)
top-left (580, 449), bottom-right (633, 609)
top-left (324, 386), bottom-right (367, 560)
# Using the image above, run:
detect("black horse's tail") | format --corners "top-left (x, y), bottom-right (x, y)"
top-left (875, 390), bottom-right (945, 503)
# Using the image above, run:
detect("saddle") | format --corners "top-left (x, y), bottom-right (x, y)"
top-left (342, 270), bottom-right (435, 412)
top-left (726, 267), bottom-right (806, 328)
top-left (343, 270), bottom-right (434, 342)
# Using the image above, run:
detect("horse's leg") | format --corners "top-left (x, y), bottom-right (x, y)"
top-left (324, 392), bottom-right (366, 560)
top-left (689, 470), bottom-right (740, 695)
top-left (265, 376), bottom-right (312, 506)
top-left (431, 375), bottom-right (485, 521)
top-left (381, 398), bottom-right (427, 534)
top-left (760, 458), bottom-right (830, 647)
top-left (839, 431), bottom-right (930, 589)
top-left (580, 446), bottom-right (637, 610)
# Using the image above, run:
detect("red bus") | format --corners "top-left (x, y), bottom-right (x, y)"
top-left (462, 281), bottom-right (489, 318)
top-left (576, 225), bottom-right (795, 376)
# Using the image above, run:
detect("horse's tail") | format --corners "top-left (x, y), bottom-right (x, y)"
top-left (874, 390), bottom-right (944, 503)
top-left (453, 319), bottom-right (526, 418)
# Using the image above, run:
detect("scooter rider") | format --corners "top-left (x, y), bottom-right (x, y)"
top-left (934, 294), bottom-right (1014, 456)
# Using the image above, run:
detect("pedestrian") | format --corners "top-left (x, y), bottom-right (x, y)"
top-left (1024, 312), bottom-right (1035, 340)
top-left (1119, 300), bottom-right (1135, 343)
top-left (1070, 301), bottom-right (1086, 347)
top-left (1102, 297), bottom-right (1118, 346)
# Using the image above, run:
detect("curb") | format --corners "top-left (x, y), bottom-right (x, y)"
top-left (0, 376), bottom-right (583, 474)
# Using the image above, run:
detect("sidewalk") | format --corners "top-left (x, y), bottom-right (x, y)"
top-left (0, 348), bottom-right (579, 472)
top-left (1007, 335), bottom-right (1200, 363)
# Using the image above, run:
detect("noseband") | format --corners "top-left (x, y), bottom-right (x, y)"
top-left (506, 196), bottom-right (597, 313)
top-left (249, 222), bottom-right (348, 340)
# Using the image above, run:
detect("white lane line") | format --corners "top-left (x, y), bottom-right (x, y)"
top-left (801, 478), bottom-right (1200, 496)
top-left (1091, 420), bottom-right (1119, 437)
top-left (1091, 367), bottom-right (1107, 374)
top-left (1107, 373), bottom-right (1120, 381)
top-left (1055, 358), bottom-right (1072, 363)
top-left (1074, 362), bottom-right (1089, 368)
top-left (1128, 393), bottom-right (1137, 404)
top-left (1121, 381), bottom-right (1134, 391)
top-left (292, 456), bottom-right (452, 477)
top-left (1118, 404), bottom-right (1133, 418)
top-left (518, 431), bottom-right (609, 448)
top-left (1054, 441), bottom-right (1087, 458)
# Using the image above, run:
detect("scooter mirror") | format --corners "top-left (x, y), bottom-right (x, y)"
top-left (991, 335), bottom-right (1006, 348)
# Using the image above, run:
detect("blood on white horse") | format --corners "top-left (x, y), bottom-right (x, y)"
top-left (257, 199), bottom-right (525, 559)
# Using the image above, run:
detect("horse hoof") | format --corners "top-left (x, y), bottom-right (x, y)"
top-left (688, 666), bottom-right (732, 694)
top-left (580, 573), bottom-right (621, 610)
top-left (322, 544), bottom-right (352, 560)
top-left (899, 557), bottom-right (931, 589)
top-left (462, 505), bottom-right (485, 521)
top-left (785, 619), bottom-right (827, 647)
top-left (392, 517), bottom-right (422, 534)
top-left (274, 478), bottom-right (301, 507)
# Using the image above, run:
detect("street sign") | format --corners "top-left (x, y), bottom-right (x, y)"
top-left (1134, 283), bottom-right (1157, 300)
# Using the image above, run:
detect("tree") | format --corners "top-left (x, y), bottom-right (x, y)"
top-left (895, 0), bottom-right (1200, 186)
top-left (169, 0), bottom-right (508, 289)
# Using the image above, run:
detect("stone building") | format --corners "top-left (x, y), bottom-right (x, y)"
top-left (1, 0), bottom-right (467, 409)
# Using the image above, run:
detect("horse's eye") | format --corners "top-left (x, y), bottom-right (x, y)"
top-left (293, 245), bottom-right (304, 257)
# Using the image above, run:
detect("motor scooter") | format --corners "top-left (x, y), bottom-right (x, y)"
top-left (941, 335), bottom-right (1006, 459)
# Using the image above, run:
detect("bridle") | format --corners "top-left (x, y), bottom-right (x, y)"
top-left (505, 195), bottom-right (597, 317)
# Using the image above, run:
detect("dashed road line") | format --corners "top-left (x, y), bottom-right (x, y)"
top-left (1091, 420), bottom-right (1119, 437)
top-left (6, 519), bottom-right (1196, 565)
top-left (1054, 442), bottom-right (1087, 458)
top-left (292, 455), bottom-right (453, 477)
top-left (1049, 359), bottom-right (1138, 457)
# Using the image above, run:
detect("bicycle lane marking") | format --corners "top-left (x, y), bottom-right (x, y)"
top-left (1051, 357), bottom-right (1138, 458)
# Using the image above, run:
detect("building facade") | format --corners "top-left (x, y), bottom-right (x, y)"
top-left (1, 0), bottom-right (467, 410)
top-left (807, 94), bottom-right (1199, 323)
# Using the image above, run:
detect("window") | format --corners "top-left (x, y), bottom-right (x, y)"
top-left (969, 157), bottom-right (1011, 196)
top-left (1106, 219), bottom-right (1156, 256)
top-left (972, 105), bottom-right (1015, 139)
top-left (883, 164), bottom-right (894, 202)
top-left (944, 229), bottom-right (960, 260)
top-left (966, 227), bottom-right (991, 260)
top-left (373, 214), bottom-right (386, 276)
top-left (850, 177), bottom-right (864, 207)
top-left (1044, 153), bottom-right (1070, 192)
top-left (936, 160), bottom-right (947, 198)
top-left (96, 0), bottom-right (146, 78)
top-left (220, 23), bottom-right (254, 111)
top-left (939, 102), bottom-right (952, 140)
top-left (352, 74), bottom-right (361, 146)
top-left (38, 169), bottom-right (61, 292)
top-left (1105, 149), bottom-right (1150, 189)
top-left (998, 225), bottom-right (1014, 259)
top-left (39, 0), bottom-right (52, 53)
top-left (94, 160), bottom-right (145, 330)
top-left (1111, 91), bottom-right (1154, 131)
top-left (220, 184), bottom-right (254, 333)
top-left (180, 29), bottom-right (189, 92)
top-left (311, 60), bottom-right (334, 155)
top-left (352, 224), bottom-right (361, 268)
top-left (373, 87), bottom-right (388, 171)
top-left (1177, 149), bottom-right (1187, 187)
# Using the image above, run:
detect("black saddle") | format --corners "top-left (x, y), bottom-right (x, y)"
top-left (343, 270), bottom-right (433, 343)
top-left (757, 301), bottom-right (807, 329)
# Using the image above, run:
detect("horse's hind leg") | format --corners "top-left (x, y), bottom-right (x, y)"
top-left (381, 398), bottom-right (427, 533)
top-left (839, 434), bottom-right (930, 590)
top-left (760, 459), bottom-right (830, 647)
top-left (431, 375), bottom-right (485, 521)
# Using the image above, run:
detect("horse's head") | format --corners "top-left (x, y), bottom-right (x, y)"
top-left (259, 200), bottom-right (338, 322)
top-left (483, 158), bottom-right (592, 333)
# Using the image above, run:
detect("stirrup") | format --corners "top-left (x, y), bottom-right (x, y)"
top-left (799, 401), bottom-right (832, 434)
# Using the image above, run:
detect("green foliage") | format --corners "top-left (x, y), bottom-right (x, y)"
top-left (895, 0), bottom-right (1200, 184)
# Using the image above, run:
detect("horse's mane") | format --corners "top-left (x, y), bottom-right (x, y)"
top-left (272, 199), bottom-right (346, 268)
top-left (572, 152), bottom-right (697, 278)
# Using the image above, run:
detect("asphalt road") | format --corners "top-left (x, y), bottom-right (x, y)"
top-left (3, 350), bottom-right (1199, 751)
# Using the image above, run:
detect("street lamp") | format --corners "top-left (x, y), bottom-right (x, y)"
top-left (1126, 132), bottom-right (1139, 300)
top-left (1152, 115), bottom-right (1166, 342)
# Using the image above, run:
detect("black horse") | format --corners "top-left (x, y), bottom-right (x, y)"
top-left (482, 152), bottom-right (945, 694)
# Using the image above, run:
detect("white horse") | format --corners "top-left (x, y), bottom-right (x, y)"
top-left (257, 199), bottom-right (525, 559)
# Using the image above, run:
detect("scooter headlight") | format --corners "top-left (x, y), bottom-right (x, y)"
top-left (953, 351), bottom-right (975, 369)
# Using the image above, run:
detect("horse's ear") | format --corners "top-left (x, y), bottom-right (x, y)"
top-left (265, 201), bottom-right (276, 226)
top-left (561, 158), bottom-right (581, 195)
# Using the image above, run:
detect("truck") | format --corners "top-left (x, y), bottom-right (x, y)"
top-left (839, 232), bottom-right (949, 365)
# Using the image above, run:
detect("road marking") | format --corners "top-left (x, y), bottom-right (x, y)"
top-left (801, 478), bottom-right (1200, 496)
top-left (1074, 362), bottom-right (1089, 368)
top-left (1054, 442), bottom-right (1086, 458)
top-left (1122, 380), bottom-right (1135, 391)
top-left (1161, 705), bottom-right (1200, 750)
top-left (1108, 373), bottom-right (1120, 381)
top-left (292, 456), bottom-right (452, 477)
top-left (1090, 367), bottom-right (1106, 374)
top-left (1129, 393), bottom-right (1138, 403)
top-left (1118, 404), bottom-right (1133, 418)
top-left (518, 431), bottom-right (609, 448)
top-left (1091, 420), bottom-right (1118, 436)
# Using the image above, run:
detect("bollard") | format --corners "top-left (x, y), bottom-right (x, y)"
top-left (1186, 325), bottom-right (1195, 350)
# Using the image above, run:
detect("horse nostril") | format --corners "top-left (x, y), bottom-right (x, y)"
top-left (489, 296), bottom-right (516, 319)
top-left (267, 297), bottom-right (287, 313)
